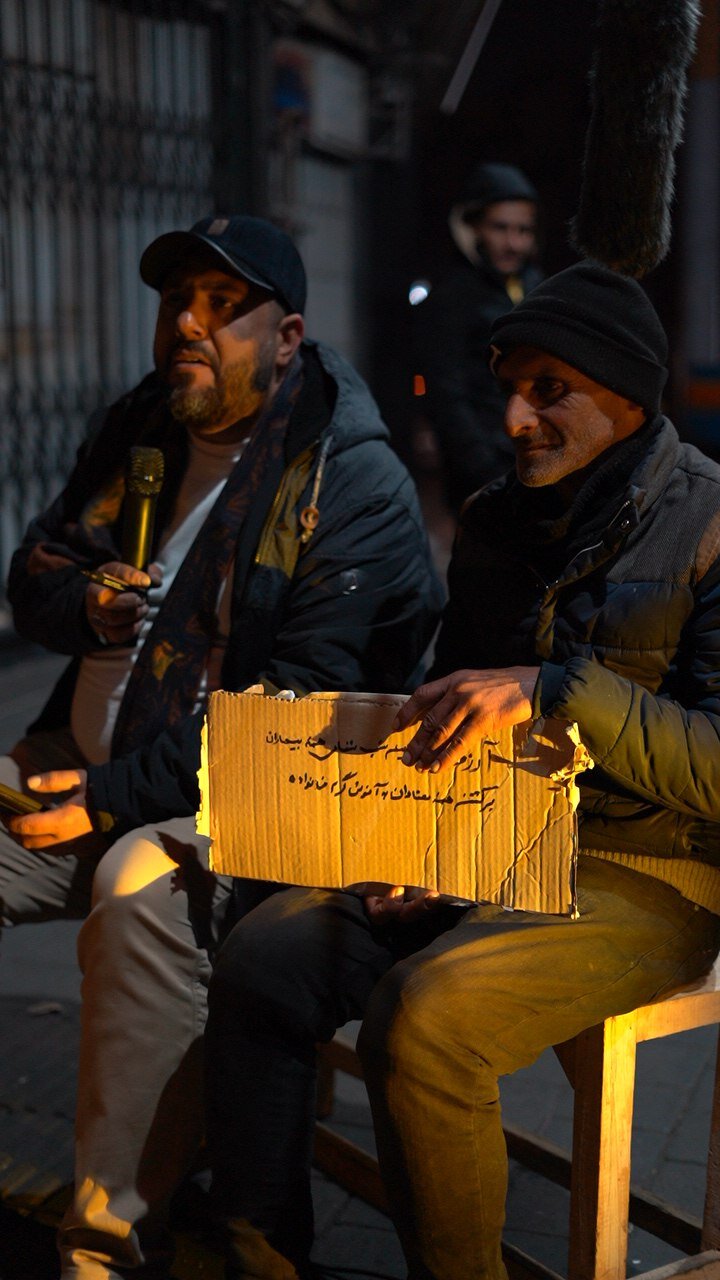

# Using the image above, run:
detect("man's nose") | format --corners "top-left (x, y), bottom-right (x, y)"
top-left (176, 306), bottom-right (207, 338)
top-left (507, 230), bottom-right (528, 252)
top-left (504, 392), bottom-right (538, 436)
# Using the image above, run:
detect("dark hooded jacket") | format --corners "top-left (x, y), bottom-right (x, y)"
top-left (417, 163), bottom-right (542, 508)
top-left (8, 340), bottom-right (442, 837)
top-left (419, 251), bottom-right (543, 506)
top-left (430, 417), bottom-right (720, 912)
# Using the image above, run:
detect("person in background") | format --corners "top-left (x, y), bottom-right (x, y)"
top-left (419, 161), bottom-right (542, 510)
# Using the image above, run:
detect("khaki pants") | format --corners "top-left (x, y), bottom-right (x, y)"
top-left (0, 729), bottom-right (233, 1279)
top-left (206, 861), bottom-right (720, 1280)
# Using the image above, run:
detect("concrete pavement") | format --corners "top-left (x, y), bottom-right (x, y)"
top-left (0, 641), bottom-right (716, 1279)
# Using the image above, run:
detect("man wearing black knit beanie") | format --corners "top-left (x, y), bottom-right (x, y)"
top-left (204, 261), bottom-right (720, 1280)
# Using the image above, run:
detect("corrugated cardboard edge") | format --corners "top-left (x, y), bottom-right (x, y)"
top-left (196, 717), bottom-right (210, 838)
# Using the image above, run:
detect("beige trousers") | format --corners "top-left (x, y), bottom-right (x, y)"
top-left (0, 730), bottom-right (232, 1279)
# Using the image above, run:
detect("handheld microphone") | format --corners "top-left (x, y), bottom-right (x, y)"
top-left (120, 447), bottom-right (165, 570)
top-left (0, 782), bottom-right (45, 816)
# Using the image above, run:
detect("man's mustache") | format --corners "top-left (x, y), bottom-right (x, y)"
top-left (167, 341), bottom-right (219, 373)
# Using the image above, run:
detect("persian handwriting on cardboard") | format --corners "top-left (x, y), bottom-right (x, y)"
top-left (198, 690), bottom-right (591, 916)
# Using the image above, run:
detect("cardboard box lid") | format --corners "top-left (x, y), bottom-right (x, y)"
top-left (198, 690), bottom-right (589, 916)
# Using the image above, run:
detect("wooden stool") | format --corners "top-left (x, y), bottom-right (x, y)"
top-left (315, 960), bottom-right (720, 1280)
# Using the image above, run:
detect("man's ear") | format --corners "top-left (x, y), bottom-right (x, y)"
top-left (276, 313), bottom-right (304, 370)
top-left (617, 398), bottom-right (647, 439)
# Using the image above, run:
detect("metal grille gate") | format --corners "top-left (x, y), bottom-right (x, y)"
top-left (0, 0), bottom-right (217, 603)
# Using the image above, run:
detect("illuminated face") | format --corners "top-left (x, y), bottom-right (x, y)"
top-left (153, 263), bottom-right (283, 442)
top-left (497, 346), bottom-right (645, 495)
top-left (468, 199), bottom-right (537, 276)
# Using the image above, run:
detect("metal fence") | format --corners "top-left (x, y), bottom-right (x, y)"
top-left (0, 0), bottom-right (217, 598)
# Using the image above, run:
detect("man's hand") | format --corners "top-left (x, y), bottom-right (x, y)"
top-left (27, 543), bottom-right (76, 574)
top-left (393, 667), bottom-right (540, 773)
top-left (364, 885), bottom-right (442, 925)
top-left (8, 769), bottom-right (97, 851)
top-left (85, 561), bottom-right (161, 645)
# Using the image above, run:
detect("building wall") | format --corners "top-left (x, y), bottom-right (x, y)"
top-left (0, 0), bottom-right (215, 595)
top-left (268, 38), bottom-right (370, 369)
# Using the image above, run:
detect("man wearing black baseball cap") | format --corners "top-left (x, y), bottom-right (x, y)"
top-left (140, 214), bottom-right (308, 314)
top-left (204, 260), bottom-right (720, 1278)
top-left (3, 214), bottom-right (441, 1278)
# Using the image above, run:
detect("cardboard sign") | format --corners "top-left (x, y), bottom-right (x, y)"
top-left (199, 690), bottom-right (589, 916)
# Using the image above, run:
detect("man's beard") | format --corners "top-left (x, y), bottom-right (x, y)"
top-left (167, 352), bottom-right (274, 430)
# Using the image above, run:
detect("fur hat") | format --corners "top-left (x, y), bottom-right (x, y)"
top-left (570, 0), bottom-right (701, 276)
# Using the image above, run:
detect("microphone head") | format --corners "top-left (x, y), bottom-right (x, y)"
top-left (127, 446), bottom-right (164, 497)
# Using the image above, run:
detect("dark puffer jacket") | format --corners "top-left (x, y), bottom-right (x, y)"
top-left (431, 418), bottom-right (720, 910)
top-left (8, 341), bottom-right (442, 837)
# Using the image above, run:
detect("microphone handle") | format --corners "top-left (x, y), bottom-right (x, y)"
top-left (120, 492), bottom-right (158, 571)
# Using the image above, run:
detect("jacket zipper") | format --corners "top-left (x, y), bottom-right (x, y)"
top-left (531, 498), bottom-right (637, 657)
top-left (534, 497), bottom-right (637, 595)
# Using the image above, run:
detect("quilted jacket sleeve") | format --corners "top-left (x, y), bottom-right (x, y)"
top-left (535, 561), bottom-right (720, 821)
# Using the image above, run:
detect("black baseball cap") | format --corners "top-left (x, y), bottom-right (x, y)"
top-left (140, 215), bottom-right (307, 314)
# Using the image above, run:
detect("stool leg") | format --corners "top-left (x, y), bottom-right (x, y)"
top-left (702, 1025), bottom-right (720, 1250)
top-left (568, 1013), bottom-right (638, 1280)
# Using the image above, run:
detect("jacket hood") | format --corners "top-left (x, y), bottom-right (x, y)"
top-left (308, 340), bottom-right (390, 454)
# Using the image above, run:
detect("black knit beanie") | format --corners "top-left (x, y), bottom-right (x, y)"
top-left (489, 261), bottom-right (668, 412)
top-left (456, 162), bottom-right (538, 215)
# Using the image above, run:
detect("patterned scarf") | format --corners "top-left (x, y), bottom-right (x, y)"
top-left (110, 355), bottom-right (304, 757)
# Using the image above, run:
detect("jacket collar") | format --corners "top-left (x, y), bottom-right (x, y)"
top-left (466, 415), bottom-right (681, 575)
top-left (621, 415), bottom-right (680, 516)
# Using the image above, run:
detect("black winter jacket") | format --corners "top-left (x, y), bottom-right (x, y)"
top-left (431, 419), bottom-right (720, 901)
top-left (9, 341), bottom-right (442, 837)
top-left (418, 252), bottom-right (543, 507)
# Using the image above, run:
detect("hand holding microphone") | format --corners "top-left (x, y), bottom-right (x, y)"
top-left (84, 447), bottom-right (164, 644)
